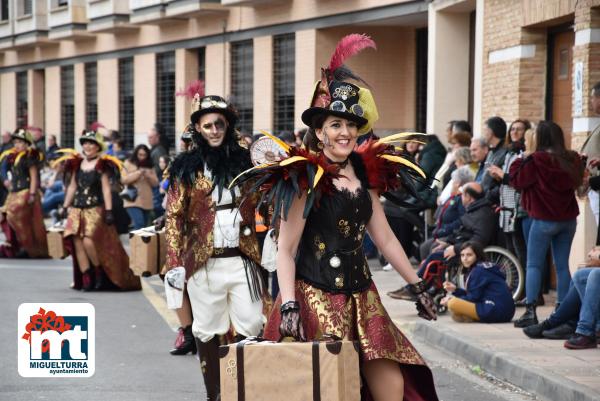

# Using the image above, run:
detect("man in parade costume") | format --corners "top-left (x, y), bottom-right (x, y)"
top-left (165, 81), bottom-right (266, 401)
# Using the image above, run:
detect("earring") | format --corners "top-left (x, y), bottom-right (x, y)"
top-left (317, 141), bottom-right (324, 150)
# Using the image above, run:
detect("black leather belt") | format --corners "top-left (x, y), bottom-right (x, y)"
top-left (215, 204), bottom-right (235, 211)
top-left (212, 247), bottom-right (241, 258)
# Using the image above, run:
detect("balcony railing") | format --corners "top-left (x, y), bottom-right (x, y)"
top-left (165, 0), bottom-right (226, 18)
top-left (87, 0), bottom-right (135, 33)
top-left (48, 0), bottom-right (91, 40)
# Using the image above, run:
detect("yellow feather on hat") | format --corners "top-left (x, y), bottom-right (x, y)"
top-left (358, 88), bottom-right (379, 135)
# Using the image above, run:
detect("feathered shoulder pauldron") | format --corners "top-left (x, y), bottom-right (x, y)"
top-left (230, 132), bottom-right (426, 222)
top-left (0, 147), bottom-right (44, 168)
top-left (51, 149), bottom-right (123, 179)
top-left (168, 149), bottom-right (205, 188)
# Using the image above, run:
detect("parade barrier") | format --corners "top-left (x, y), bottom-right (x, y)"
top-left (129, 226), bottom-right (166, 276)
top-left (219, 338), bottom-right (359, 401)
top-left (46, 226), bottom-right (67, 259)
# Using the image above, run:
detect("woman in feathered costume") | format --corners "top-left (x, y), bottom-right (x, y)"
top-left (233, 34), bottom-right (439, 401)
top-left (55, 130), bottom-right (141, 291)
top-left (0, 128), bottom-right (48, 258)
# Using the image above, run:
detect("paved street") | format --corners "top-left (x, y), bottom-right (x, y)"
top-left (0, 257), bottom-right (538, 401)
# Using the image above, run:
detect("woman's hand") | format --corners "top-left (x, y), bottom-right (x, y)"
top-left (279, 301), bottom-right (306, 341)
top-left (487, 165), bottom-right (504, 181)
top-left (440, 295), bottom-right (453, 306)
top-left (407, 281), bottom-right (437, 321)
top-left (104, 209), bottom-right (115, 225)
top-left (442, 280), bottom-right (456, 293)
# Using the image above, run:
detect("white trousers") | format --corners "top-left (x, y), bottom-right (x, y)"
top-left (187, 256), bottom-right (265, 342)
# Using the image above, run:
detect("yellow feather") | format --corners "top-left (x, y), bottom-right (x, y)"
top-left (259, 130), bottom-right (291, 153)
top-left (0, 148), bottom-right (16, 162)
top-left (228, 163), bottom-right (271, 189)
top-left (14, 151), bottom-right (26, 166)
top-left (313, 165), bottom-right (324, 189)
top-left (279, 156), bottom-right (308, 166)
top-left (50, 155), bottom-right (74, 169)
top-left (380, 154), bottom-right (426, 178)
top-left (102, 155), bottom-right (124, 171)
top-left (377, 132), bottom-right (427, 145)
top-left (55, 148), bottom-right (79, 155)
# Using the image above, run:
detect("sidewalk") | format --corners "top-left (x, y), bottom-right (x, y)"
top-left (371, 267), bottom-right (600, 401)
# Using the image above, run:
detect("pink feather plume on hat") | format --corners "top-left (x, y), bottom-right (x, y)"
top-left (175, 79), bottom-right (205, 100)
top-left (328, 34), bottom-right (377, 76)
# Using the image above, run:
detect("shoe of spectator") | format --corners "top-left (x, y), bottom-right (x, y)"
top-left (564, 334), bottom-right (598, 350)
top-left (523, 320), bottom-right (553, 339)
top-left (387, 286), bottom-right (417, 301)
top-left (513, 304), bottom-right (538, 328)
top-left (382, 263), bottom-right (393, 271)
top-left (542, 323), bottom-right (575, 340)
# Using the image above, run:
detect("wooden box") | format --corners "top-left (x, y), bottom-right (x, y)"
top-left (129, 227), bottom-right (166, 276)
top-left (47, 227), bottom-right (67, 259)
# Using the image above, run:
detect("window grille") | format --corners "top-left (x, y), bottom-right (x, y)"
top-left (119, 57), bottom-right (135, 149)
top-left (61, 66), bottom-right (75, 148)
top-left (273, 34), bottom-right (295, 133)
top-left (0, 0), bottom-right (9, 21)
top-left (230, 40), bottom-right (254, 134)
top-left (156, 52), bottom-right (175, 149)
top-left (198, 47), bottom-right (206, 82)
top-left (16, 71), bottom-right (28, 129)
top-left (85, 62), bottom-right (97, 130)
top-left (23, 0), bottom-right (32, 15)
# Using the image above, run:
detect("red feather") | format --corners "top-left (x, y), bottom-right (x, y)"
top-left (175, 80), bottom-right (205, 100)
top-left (90, 121), bottom-right (105, 131)
top-left (328, 34), bottom-right (376, 74)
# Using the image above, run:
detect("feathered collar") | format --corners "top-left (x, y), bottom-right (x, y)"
top-left (51, 149), bottom-right (123, 178)
top-left (0, 147), bottom-right (43, 166)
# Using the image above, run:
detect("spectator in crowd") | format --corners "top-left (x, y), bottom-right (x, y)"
top-left (30, 127), bottom-right (45, 155)
top-left (121, 144), bottom-right (159, 229)
top-left (105, 130), bottom-right (121, 156)
top-left (389, 182), bottom-right (496, 300)
top-left (0, 131), bottom-right (13, 206)
top-left (46, 135), bottom-right (60, 160)
top-left (420, 166), bottom-right (473, 260)
top-left (435, 130), bottom-right (472, 194)
top-left (0, 130), bottom-right (12, 153)
top-left (112, 139), bottom-right (128, 161)
top-left (470, 138), bottom-right (489, 182)
top-left (488, 120), bottom-right (532, 304)
top-left (523, 246), bottom-right (600, 343)
top-left (510, 121), bottom-right (584, 328)
top-left (441, 241), bottom-right (515, 323)
top-left (278, 131), bottom-right (297, 148)
top-left (481, 116), bottom-right (509, 204)
top-left (148, 123), bottom-right (169, 179)
top-left (438, 147), bottom-right (477, 205)
top-left (295, 128), bottom-right (307, 147)
top-left (41, 163), bottom-right (65, 218)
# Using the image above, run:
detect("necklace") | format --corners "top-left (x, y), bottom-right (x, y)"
top-left (85, 155), bottom-right (99, 161)
top-left (326, 156), bottom-right (349, 169)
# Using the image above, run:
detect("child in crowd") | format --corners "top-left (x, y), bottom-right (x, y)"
top-left (441, 241), bottom-right (515, 323)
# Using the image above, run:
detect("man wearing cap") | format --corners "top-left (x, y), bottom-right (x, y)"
top-left (165, 90), bottom-right (266, 401)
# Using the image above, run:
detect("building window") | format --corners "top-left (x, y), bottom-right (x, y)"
top-left (119, 57), bottom-right (134, 149)
top-left (198, 47), bottom-right (206, 82)
top-left (16, 71), bottom-right (28, 129)
top-left (156, 51), bottom-right (175, 149)
top-left (61, 66), bottom-right (75, 148)
top-left (1, 0), bottom-right (9, 21)
top-left (231, 40), bottom-right (253, 134)
top-left (22, 0), bottom-right (32, 16)
top-left (85, 62), bottom-right (97, 130)
top-left (273, 34), bottom-right (295, 133)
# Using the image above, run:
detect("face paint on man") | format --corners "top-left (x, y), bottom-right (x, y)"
top-left (196, 113), bottom-right (228, 148)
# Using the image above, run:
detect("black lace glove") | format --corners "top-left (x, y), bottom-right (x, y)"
top-left (104, 209), bottom-right (115, 225)
top-left (279, 301), bottom-right (306, 341)
top-left (154, 215), bottom-right (166, 230)
top-left (408, 281), bottom-right (437, 321)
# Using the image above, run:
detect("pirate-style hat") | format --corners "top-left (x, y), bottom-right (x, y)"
top-left (300, 34), bottom-right (379, 135)
top-left (11, 128), bottom-right (34, 145)
top-left (79, 130), bottom-right (107, 151)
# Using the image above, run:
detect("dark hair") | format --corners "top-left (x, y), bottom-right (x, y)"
top-left (485, 116), bottom-right (507, 141)
top-left (303, 114), bottom-right (329, 152)
top-left (506, 119), bottom-right (531, 145)
top-left (592, 81), bottom-right (600, 97)
top-left (452, 120), bottom-right (472, 134)
top-left (130, 144), bottom-right (153, 167)
top-left (278, 131), bottom-right (296, 144)
top-left (460, 241), bottom-right (486, 262)
top-left (115, 139), bottom-right (125, 148)
top-left (535, 120), bottom-right (583, 187)
top-left (463, 184), bottom-right (484, 200)
top-left (110, 130), bottom-right (121, 141)
top-left (296, 128), bottom-right (308, 140)
top-left (451, 131), bottom-right (472, 147)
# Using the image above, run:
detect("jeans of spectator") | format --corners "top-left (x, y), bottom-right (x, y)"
top-left (572, 268), bottom-right (600, 337)
top-left (547, 282), bottom-right (580, 327)
top-left (42, 189), bottom-right (65, 215)
top-left (127, 207), bottom-right (150, 230)
top-left (525, 218), bottom-right (576, 304)
top-left (152, 186), bottom-right (165, 217)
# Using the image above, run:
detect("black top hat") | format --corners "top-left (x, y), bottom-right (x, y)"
top-left (190, 95), bottom-right (238, 127)
top-left (301, 81), bottom-right (368, 128)
top-left (11, 128), bottom-right (33, 145)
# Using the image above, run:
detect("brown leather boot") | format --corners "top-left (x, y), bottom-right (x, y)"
top-left (195, 337), bottom-right (222, 401)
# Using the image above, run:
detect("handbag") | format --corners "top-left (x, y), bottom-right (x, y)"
top-left (119, 185), bottom-right (138, 202)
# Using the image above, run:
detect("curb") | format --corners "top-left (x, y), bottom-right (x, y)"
top-left (398, 320), bottom-right (599, 401)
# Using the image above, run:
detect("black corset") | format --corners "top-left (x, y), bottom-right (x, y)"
top-left (73, 169), bottom-right (103, 208)
top-left (10, 162), bottom-right (30, 192)
top-left (295, 186), bottom-right (373, 293)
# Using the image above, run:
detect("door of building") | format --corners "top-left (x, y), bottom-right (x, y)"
top-left (548, 29), bottom-right (574, 148)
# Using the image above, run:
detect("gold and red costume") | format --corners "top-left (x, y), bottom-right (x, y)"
top-left (233, 133), bottom-right (439, 401)
top-left (58, 151), bottom-right (141, 291)
top-left (0, 148), bottom-right (48, 258)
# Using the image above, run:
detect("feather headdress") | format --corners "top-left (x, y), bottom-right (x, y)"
top-left (175, 79), bottom-right (205, 100)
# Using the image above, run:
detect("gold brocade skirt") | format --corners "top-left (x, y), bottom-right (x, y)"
top-left (264, 280), bottom-right (439, 401)
top-left (4, 189), bottom-right (48, 258)
top-left (65, 207), bottom-right (141, 291)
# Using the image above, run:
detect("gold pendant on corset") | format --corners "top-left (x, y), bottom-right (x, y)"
top-left (329, 255), bottom-right (341, 268)
top-left (335, 274), bottom-right (344, 288)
